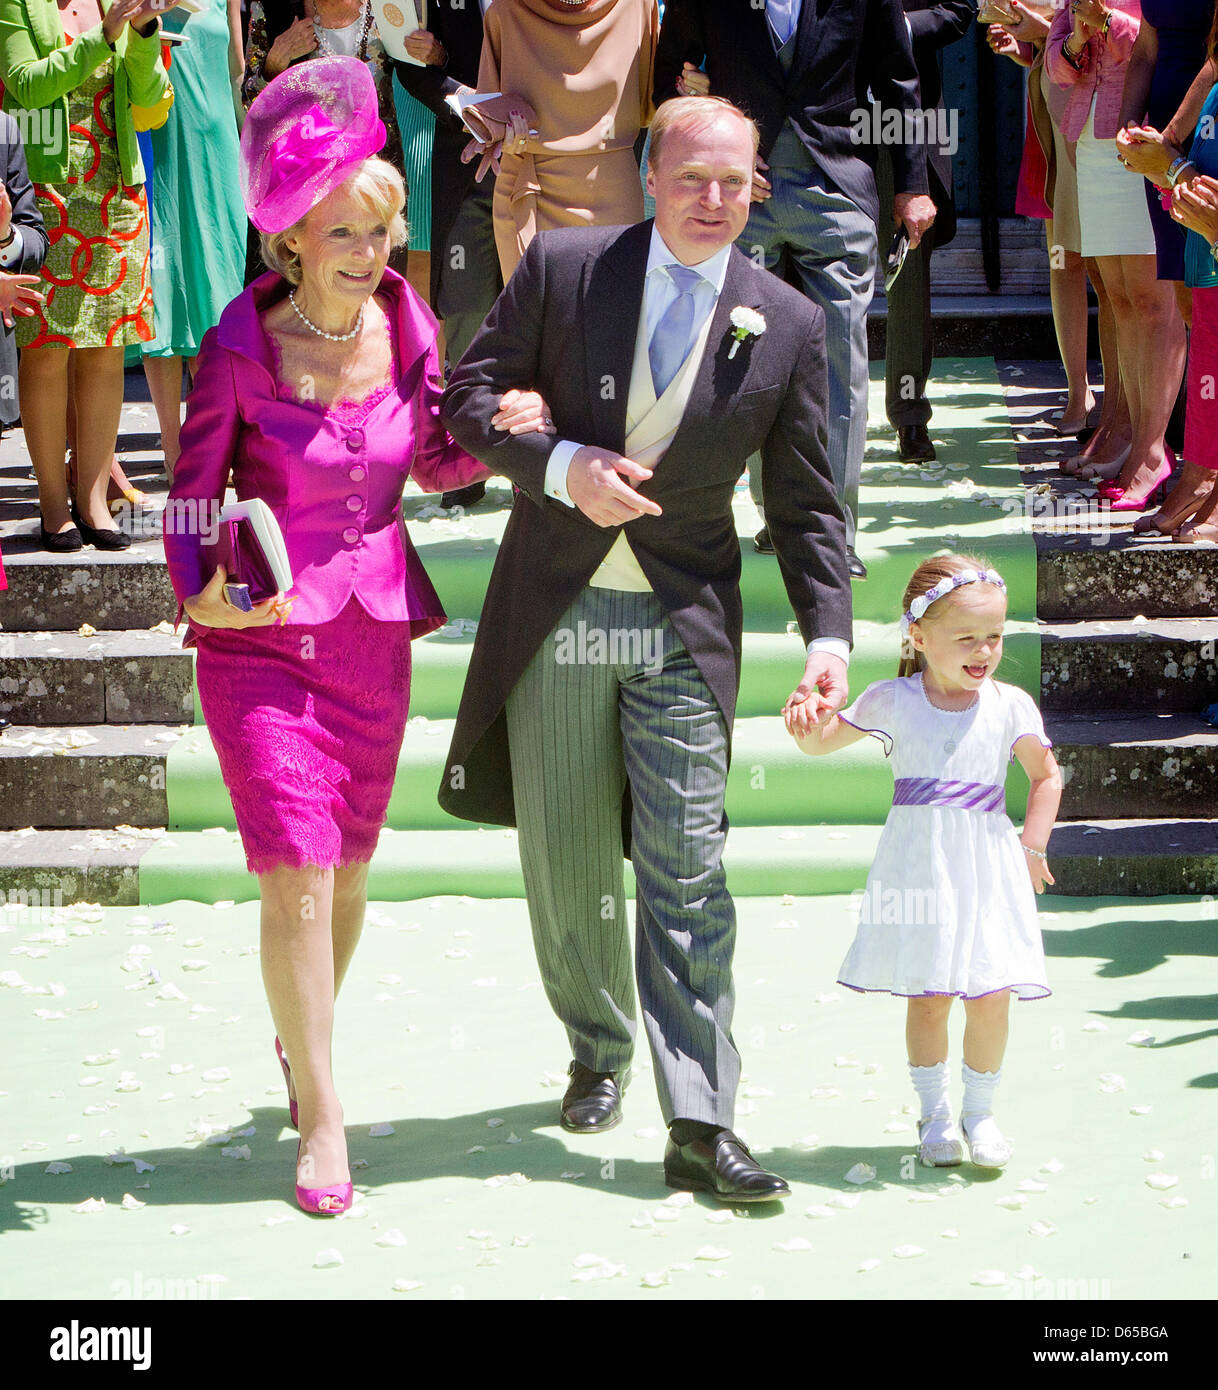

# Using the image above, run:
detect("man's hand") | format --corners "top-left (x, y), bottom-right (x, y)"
top-left (184, 565), bottom-right (293, 629)
top-left (492, 388), bottom-right (556, 435)
top-left (0, 271), bottom-right (45, 329)
top-left (894, 191), bottom-right (936, 248)
top-left (404, 28), bottom-right (446, 66)
top-left (781, 652), bottom-right (849, 734)
top-left (750, 154), bottom-right (772, 203)
top-left (565, 445), bottom-right (663, 528)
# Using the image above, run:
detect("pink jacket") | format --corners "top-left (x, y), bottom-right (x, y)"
top-left (1047, 0), bottom-right (1141, 142)
top-left (164, 269), bottom-right (488, 648)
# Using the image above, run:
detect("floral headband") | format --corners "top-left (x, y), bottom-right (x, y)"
top-left (901, 569), bottom-right (1007, 634)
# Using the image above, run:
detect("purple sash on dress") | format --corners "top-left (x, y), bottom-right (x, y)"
top-left (891, 778), bottom-right (1006, 812)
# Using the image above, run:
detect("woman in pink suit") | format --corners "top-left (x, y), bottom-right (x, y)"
top-left (162, 59), bottom-right (540, 1216)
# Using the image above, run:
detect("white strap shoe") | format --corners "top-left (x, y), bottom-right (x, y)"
top-left (961, 1113), bottom-right (1013, 1169)
top-left (917, 1116), bottom-right (964, 1167)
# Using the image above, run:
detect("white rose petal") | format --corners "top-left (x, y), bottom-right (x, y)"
top-left (804, 1205), bottom-right (835, 1220)
top-left (120, 1193), bottom-right (146, 1211)
top-left (1028, 1221), bottom-right (1057, 1238)
top-left (663, 1192), bottom-right (694, 1208)
top-left (941, 1229), bottom-right (960, 1240)
top-left (844, 1163), bottom-right (876, 1185)
top-left (45, 1162), bottom-right (73, 1175)
top-left (314, 1248), bottom-right (344, 1268)
top-left (169, 1224), bottom-right (190, 1236)
top-left (1129, 1106), bottom-right (1153, 1116)
top-left (695, 1246), bottom-right (731, 1261)
top-left (640, 1271), bottom-right (670, 1288)
top-left (376, 1229), bottom-right (408, 1248)
top-left (652, 1207), bottom-right (680, 1223)
top-left (1143, 1149), bottom-right (1165, 1162)
top-left (392, 1280), bottom-right (424, 1292)
top-left (858, 1259), bottom-right (881, 1273)
top-left (1160, 1197), bottom-right (1189, 1210)
top-left (1017, 1180), bottom-right (1048, 1193)
top-left (369, 1123), bottom-right (395, 1138)
top-left (1098, 1073), bottom-right (1126, 1093)
top-left (774, 1237), bottom-right (814, 1253)
top-left (995, 1194), bottom-right (1028, 1211)
top-left (827, 1193), bottom-right (861, 1210)
top-left (1126, 1030), bottom-right (1155, 1046)
top-left (1040, 1159), bottom-right (1064, 1174)
top-left (200, 1068), bottom-right (230, 1083)
top-left (73, 1197), bottom-right (106, 1213)
top-left (892, 1244), bottom-right (925, 1259)
top-left (220, 1145), bottom-right (251, 1161)
top-left (1145, 1173), bottom-right (1178, 1191)
top-left (972, 1270), bottom-right (1008, 1287)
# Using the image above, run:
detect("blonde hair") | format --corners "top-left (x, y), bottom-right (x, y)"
top-left (260, 157), bottom-right (409, 286)
top-left (649, 95), bottom-right (760, 170)
top-left (897, 552), bottom-right (1006, 679)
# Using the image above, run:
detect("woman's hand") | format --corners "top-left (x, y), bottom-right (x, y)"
top-left (987, 24), bottom-right (1026, 62)
top-left (492, 388), bottom-right (556, 435)
top-left (1171, 175), bottom-right (1218, 239)
top-left (184, 564), bottom-right (294, 629)
top-left (404, 28), bottom-right (446, 66)
top-left (265, 16), bottom-right (318, 79)
top-left (460, 94), bottom-right (538, 180)
top-left (1116, 123), bottom-right (1175, 183)
top-left (676, 62), bottom-right (709, 97)
top-left (1004, 0), bottom-right (1051, 41)
top-left (1070, 0), bottom-right (1109, 35)
top-left (0, 271), bottom-right (45, 329)
top-left (102, 0), bottom-right (180, 44)
top-left (1022, 844), bottom-right (1056, 894)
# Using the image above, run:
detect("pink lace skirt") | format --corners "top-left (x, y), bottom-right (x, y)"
top-left (194, 597), bottom-right (413, 875)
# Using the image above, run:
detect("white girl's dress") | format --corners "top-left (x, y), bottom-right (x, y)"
top-left (837, 673), bottom-right (1052, 1001)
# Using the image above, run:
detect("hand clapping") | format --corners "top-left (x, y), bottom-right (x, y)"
top-left (1171, 174), bottom-right (1218, 239)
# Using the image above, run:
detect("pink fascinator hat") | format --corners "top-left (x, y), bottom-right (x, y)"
top-left (240, 56), bottom-right (387, 234)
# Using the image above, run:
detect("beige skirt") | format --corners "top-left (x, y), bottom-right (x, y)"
top-left (492, 144), bottom-right (644, 281)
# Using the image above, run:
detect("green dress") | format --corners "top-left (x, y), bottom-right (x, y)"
top-left (16, 56), bottom-right (152, 349)
top-left (139, 0), bottom-right (245, 358)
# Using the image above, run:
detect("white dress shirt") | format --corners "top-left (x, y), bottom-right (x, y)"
top-left (0, 228), bottom-right (24, 269)
top-left (542, 224), bottom-right (849, 666)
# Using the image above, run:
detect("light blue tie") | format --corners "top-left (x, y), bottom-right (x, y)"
top-left (648, 265), bottom-right (701, 399)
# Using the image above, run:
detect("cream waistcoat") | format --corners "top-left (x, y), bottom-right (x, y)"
top-left (588, 289), bottom-right (718, 591)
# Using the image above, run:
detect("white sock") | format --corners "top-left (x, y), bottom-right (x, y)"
top-left (961, 1062), bottom-right (1004, 1142)
top-left (910, 1061), bottom-right (955, 1144)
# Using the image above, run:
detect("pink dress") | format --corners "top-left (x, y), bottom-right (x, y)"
top-left (164, 269), bottom-right (488, 874)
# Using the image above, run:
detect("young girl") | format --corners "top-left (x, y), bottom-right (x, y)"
top-left (785, 554), bottom-right (1062, 1169)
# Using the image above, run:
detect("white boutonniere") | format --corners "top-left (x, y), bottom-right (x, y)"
top-left (727, 306), bottom-right (766, 359)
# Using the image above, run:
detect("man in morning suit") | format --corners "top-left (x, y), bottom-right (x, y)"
top-left (654, 0), bottom-right (937, 578)
top-left (878, 0), bottom-right (974, 463)
top-left (393, 0), bottom-right (501, 510)
top-left (438, 98), bottom-right (853, 1202)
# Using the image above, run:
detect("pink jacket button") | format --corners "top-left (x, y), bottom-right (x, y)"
top-left (348, 464), bottom-right (367, 483)
top-left (346, 495), bottom-right (362, 512)
top-left (346, 429), bottom-right (365, 452)
top-left (342, 527), bottom-right (359, 544)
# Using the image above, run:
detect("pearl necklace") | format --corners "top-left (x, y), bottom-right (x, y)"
top-left (312, 1), bottom-right (373, 60)
top-left (289, 291), bottom-right (364, 342)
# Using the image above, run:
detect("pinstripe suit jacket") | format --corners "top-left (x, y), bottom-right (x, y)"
top-left (437, 219), bottom-right (852, 836)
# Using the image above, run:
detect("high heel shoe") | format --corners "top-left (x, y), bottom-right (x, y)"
top-left (70, 499), bottom-right (131, 551)
top-left (295, 1140), bottom-right (353, 1216)
top-left (275, 1036), bottom-right (298, 1130)
top-left (1133, 463), bottom-right (1214, 535)
top-left (1106, 458), bottom-right (1174, 512)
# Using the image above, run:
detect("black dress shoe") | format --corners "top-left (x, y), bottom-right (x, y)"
top-left (664, 1129), bottom-right (790, 1203)
top-left (560, 1061), bottom-right (625, 1133)
top-left (39, 521), bottom-right (82, 553)
top-left (897, 423), bottom-right (937, 463)
top-left (753, 526), bottom-right (774, 554)
top-left (846, 545), bottom-right (867, 580)
top-left (440, 481), bottom-right (486, 510)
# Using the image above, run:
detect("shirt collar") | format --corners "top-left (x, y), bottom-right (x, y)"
top-left (646, 224), bottom-right (733, 298)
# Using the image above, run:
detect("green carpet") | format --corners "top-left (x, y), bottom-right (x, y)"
top-left (2, 893), bottom-right (1213, 1300)
top-left (151, 359), bottom-right (1040, 904)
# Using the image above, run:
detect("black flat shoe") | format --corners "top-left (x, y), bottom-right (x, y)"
top-left (753, 526), bottom-right (774, 554)
top-left (71, 502), bottom-right (131, 551)
top-left (560, 1061), bottom-right (625, 1134)
top-left (663, 1129), bottom-right (790, 1203)
top-left (846, 545), bottom-right (867, 580)
top-left (39, 521), bottom-right (82, 552)
top-left (897, 423), bottom-right (936, 463)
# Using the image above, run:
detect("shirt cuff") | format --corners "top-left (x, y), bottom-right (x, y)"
top-left (0, 227), bottom-right (23, 268)
top-left (807, 637), bottom-right (851, 665)
top-left (544, 440), bottom-right (581, 507)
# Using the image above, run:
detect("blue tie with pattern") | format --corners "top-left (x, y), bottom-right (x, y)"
top-left (648, 264), bottom-right (702, 399)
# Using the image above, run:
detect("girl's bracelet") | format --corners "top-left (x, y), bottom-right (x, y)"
top-left (1022, 844), bottom-right (1049, 861)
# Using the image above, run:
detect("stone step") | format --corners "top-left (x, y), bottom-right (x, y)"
top-left (2, 817), bottom-right (1210, 905)
top-left (0, 547), bottom-right (177, 632)
top-left (0, 724), bottom-right (184, 830)
top-left (1040, 618), bottom-right (1218, 713)
top-left (1049, 711), bottom-right (1218, 820)
top-left (1036, 533), bottom-right (1218, 621)
top-left (1046, 819), bottom-right (1218, 896)
top-left (0, 630), bottom-right (191, 725)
